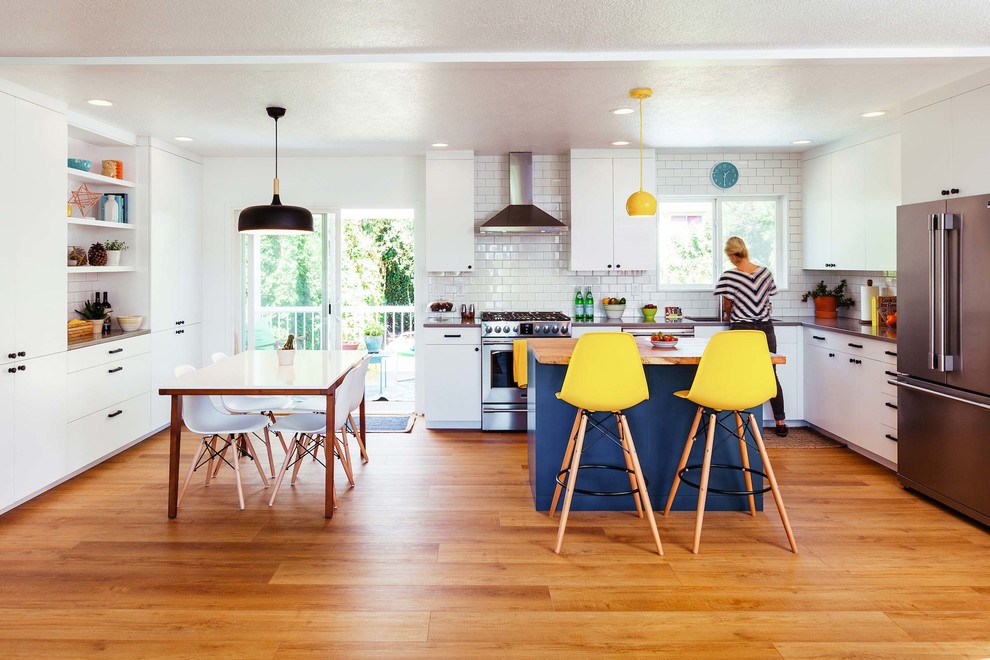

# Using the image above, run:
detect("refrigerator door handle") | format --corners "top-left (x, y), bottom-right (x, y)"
top-left (928, 213), bottom-right (939, 370)
top-left (940, 213), bottom-right (957, 372)
top-left (892, 380), bottom-right (990, 411)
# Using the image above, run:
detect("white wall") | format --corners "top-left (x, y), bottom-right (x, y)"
top-left (200, 155), bottom-right (424, 360)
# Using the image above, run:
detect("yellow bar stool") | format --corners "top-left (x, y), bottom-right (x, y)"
top-left (549, 332), bottom-right (663, 556)
top-left (662, 330), bottom-right (798, 554)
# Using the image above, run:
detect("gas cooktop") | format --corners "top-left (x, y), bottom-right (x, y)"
top-left (480, 311), bottom-right (571, 338)
top-left (481, 311), bottom-right (570, 322)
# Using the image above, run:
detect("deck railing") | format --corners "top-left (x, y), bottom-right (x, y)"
top-left (258, 305), bottom-right (415, 350)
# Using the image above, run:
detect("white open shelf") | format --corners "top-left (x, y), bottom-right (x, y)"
top-left (67, 168), bottom-right (134, 188)
top-left (67, 266), bottom-right (135, 273)
top-left (67, 217), bottom-right (135, 229)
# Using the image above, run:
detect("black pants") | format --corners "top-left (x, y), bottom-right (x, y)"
top-left (729, 321), bottom-right (785, 422)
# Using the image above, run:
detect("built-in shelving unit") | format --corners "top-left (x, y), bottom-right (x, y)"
top-left (66, 266), bottom-right (135, 273)
top-left (66, 168), bottom-right (134, 188)
top-left (67, 217), bottom-right (135, 229)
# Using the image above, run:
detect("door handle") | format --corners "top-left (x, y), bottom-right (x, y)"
top-left (893, 380), bottom-right (990, 411)
top-left (928, 213), bottom-right (938, 369)
top-left (444, 334), bottom-right (461, 338)
top-left (939, 213), bottom-right (956, 371)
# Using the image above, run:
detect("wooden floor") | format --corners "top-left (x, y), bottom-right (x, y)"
top-left (2, 424), bottom-right (990, 659)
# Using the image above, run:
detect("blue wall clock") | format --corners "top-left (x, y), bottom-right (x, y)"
top-left (711, 161), bottom-right (739, 189)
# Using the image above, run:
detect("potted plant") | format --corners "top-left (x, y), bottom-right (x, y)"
top-left (277, 333), bottom-right (295, 366)
top-left (363, 323), bottom-right (385, 353)
top-left (75, 298), bottom-right (107, 334)
top-left (801, 279), bottom-right (855, 319)
top-left (103, 239), bottom-right (128, 267)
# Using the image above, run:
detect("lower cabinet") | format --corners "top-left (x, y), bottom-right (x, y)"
top-left (422, 327), bottom-right (481, 429)
top-left (150, 323), bottom-right (203, 429)
top-left (67, 393), bottom-right (151, 473)
top-left (803, 327), bottom-right (898, 466)
top-left (763, 326), bottom-right (803, 424)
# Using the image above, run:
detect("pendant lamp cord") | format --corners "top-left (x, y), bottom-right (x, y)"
top-left (638, 95), bottom-right (644, 192)
top-left (273, 116), bottom-right (279, 180)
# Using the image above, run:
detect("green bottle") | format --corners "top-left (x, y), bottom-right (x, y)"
top-left (574, 287), bottom-right (584, 322)
top-left (584, 287), bottom-right (593, 322)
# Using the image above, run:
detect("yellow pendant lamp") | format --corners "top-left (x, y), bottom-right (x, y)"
top-left (626, 88), bottom-right (657, 217)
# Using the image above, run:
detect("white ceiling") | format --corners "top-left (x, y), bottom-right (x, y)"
top-left (2, 0), bottom-right (990, 157)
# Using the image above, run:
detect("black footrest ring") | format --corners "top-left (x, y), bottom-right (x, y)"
top-left (556, 463), bottom-right (646, 497)
top-left (677, 463), bottom-right (772, 496)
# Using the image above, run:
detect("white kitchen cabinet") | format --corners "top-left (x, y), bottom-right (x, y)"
top-left (0, 93), bottom-right (67, 365)
top-left (150, 323), bottom-right (203, 429)
top-left (422, 327), bottom-right (481, 429)
top-left (802, 134), bottom-right (900, 271)
top-left (763, 326), bottom-right (802, 424)
top-left (148, 145), bottom-right (203, 331)
top-left (902, 84), bottom-right (990, 205)
top-left (570, 150), bottom-right (657, 271)
top-left (692, 324), bottom-right (729, 339)
top-left (425, 151), bottom-right (475, 272)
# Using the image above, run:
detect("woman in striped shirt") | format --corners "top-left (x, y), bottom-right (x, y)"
top-left (714, 236), bottom-right (788, 437)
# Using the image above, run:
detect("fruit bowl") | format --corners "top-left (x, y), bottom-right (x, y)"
top-left (67, 158), bottom-right (93, 172)
top-left (641, 306), bottom-right (658, 321)
top-left (650, 339), bottom-right (679, 349)
top-left (603, 304), bottom-right (626, 320)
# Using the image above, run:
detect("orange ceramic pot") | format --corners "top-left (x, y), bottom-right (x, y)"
top-left (814, 296), bottom-right (838, 319)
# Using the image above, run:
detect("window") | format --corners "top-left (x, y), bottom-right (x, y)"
top-left (657, 196), bottom-right (784, 288)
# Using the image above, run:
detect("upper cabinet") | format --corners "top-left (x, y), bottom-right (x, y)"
top-left (802, 133), bottom-right (900, 271)
top-left (0, 91), bottom-right (67, 363)
top-left (425, 151), bottom-right (475, 272)
top-left (902, 84), bottom-right (990, 205)
top-left (570, 149), bottom-right (657, 271)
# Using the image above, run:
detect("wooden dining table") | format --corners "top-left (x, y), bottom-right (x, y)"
top-left (158, 349), bottom-right (368, 519)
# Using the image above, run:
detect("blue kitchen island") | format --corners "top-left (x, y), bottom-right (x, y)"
top-left (527, 336), bottom-right (784, 512)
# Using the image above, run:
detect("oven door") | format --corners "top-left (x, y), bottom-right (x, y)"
top-left (482, 341), bottom-right (525, 405)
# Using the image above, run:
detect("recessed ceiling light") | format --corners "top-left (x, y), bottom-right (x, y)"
top-left (611, 108), bottom-right (635, 115)
top-left (174, 136), bottom-right (194, 142)
top-left (611, 141), bottom-right (630, 146)
top-left (87, 99), bottom-right (114, 107)
top-left (431, 142), bottom-right (448, 148)
top-left (861, 111), bottom-right (887, 118)
top-left (792, 139), bottom-right (812, 145)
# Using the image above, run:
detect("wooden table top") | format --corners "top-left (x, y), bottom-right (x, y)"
top-left (527, 336), bottom-right (785, 366)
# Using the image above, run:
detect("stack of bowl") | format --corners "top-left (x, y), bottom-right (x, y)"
top-left (117, 315), bottom-right (143, 332)
top-left (603, 304), bottom-right (626, 320)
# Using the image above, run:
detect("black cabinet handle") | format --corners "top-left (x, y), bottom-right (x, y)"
top-left (6, 352), bottom-right (15, 359)
top-left (885, 433), bottom-right (898, 442)
top-left (17, 365), bottom-right (25, 371)
top-left (108, 366), bottom-right (123, 374)
top-left (175, 329), bottom-right (185, 335)
top-left (848, 343), bottom-right (863, 349)
top-left (884, 350), bottom-right (897, 356)
top-left (615, 264), bottom-right (621, 269)
top-left (109, 348), bottom-right (124, 354)
top-left (885, 402), bottom-right (898, 409)
top-left (475, 347), bottom-right (479, 352)
top-left (941, 189), bottom-right (950, 196)
top-left (849, 358), bottom-right (862, 364)
top-left (7, 367), bottom-right (15, 374)
top-left (828, 352), bottom-right (835, 357)
top-left (17, 351), bottom-right (25, 357)
top-left (467, 265), bottom-right (472, 269)
top-left (812, 335), bottom-right (825, 341)
top-left (885, 370), bottom-right (897, 377)
top-left (107, 410), bottom-right (123, 418)
top-left (951, 188), bottom-right (959, 194)
top-left (175, 320), bottom-right (185, 326)
top-left (607, 264), bottom-right (612, 269)
top-left (444, 334), bottom-right (462, 338)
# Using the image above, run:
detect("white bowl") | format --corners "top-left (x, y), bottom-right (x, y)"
top-left (117, 315), bottom-right (143, 332)
top-left (651, 339), bottom-right (679, 349)
top-left (603, 304), bottom-right (625, 319)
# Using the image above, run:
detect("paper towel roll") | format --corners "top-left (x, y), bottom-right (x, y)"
top-left (860, 285), bottom-right (880, 322)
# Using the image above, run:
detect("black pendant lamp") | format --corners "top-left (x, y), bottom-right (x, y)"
top-left (237, 106), bottom-right (314, 234)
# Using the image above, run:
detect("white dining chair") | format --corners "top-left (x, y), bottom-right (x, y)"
top-left (210, 351), bottom-right (293, 477)
top-left (173, 364), bottom-right (270, 510)
top-left (267, 358), bottom-right (370, 506)
top-left (293, 356), bottom-right (371, 463)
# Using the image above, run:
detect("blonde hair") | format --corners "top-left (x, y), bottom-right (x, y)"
top-left (724, 236), bottom-right (748, 259)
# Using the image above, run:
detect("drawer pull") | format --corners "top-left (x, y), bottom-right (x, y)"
top-left (884, 350), bottom-right (897, 356)
top-left (885, 370), bottom-right (897, 377)
top-left (885, 433), bottom-right (898, 442)
top-left (849, 358), bottom-right (862, 364)
top-left (885, 402), bottom-right (898, 409)
top-left (175, 329), bottom-right (185, 335)
top-left (828, 352), bottom-right (835, 358)
top-left (444, 334), bottom-right (462, 338)
top-left (17, 365), bottom-right (25, 371)
top-left (7, 367), bottom-right (15, 373)
top-left (108, 348), bottom-right (124, 354)
top-left (812, 335), bottom-right (825, 341)
top-left (107, 410), bottom-right (123, 418)
top-left (848, 343), bottom-right (863, 349)
top-left (108, 366), bottom-right (123, 374)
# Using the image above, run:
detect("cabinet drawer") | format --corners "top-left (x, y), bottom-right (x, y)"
top-left (67, 354), bottom-right (151, 421)
top-left (422, 327), bottom-right (481, 345)
top-left (68, 334), bottom-right (152, 373)
top-left (67, 393), bottom-right (151, 473)
top-left (881, 393), bottom-right (898, 430)
top-left (804, 327), bottom-right (897, 364)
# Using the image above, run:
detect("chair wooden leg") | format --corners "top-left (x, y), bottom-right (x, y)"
top-left (206, 436), bottom-right (227, 486)
top-left (549, 409), bottom-right (582, 517)
top-left (664, 406), bottom-right (704, 516)
top-left (178, 436), bottom-right (211, 507)
top-left (268, 433), bottom-right (302, 507)
top-left (348, 413), bottom-right (368, 462)
top-left (242, 434), bottom-right (270, 488)
top-left (748, 413), bottom-right (799, 553)
top-left (616, 412), bottom-right (644, 518)
top-left (261, 426), bottom-right (276, 478)
top-left (554, 413), bottom-right (588, 554)
top-left (333, 431), bottom-right (355, 487)
top-left (291, 434), bottom-right (312, 485)
top-left (619, 414), bottom-right (663, 556)
top-left (232, 434), bottom-right (245, 510)
top-left (735, 411), bottom-right (757, 516)
top-left (691, 413), bottom-right (717, 554)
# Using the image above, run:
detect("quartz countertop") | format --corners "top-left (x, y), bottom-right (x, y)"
top-left (527, 336), bottom-right (786, 366)
top-left (67, 328), bottom-right (150, 350)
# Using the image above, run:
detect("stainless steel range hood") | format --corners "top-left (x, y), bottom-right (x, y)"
top-left (479, 152), bottom-right (567, 233)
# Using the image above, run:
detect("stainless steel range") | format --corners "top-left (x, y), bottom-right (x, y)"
top-left (481, 311), bottom-right (571, 431)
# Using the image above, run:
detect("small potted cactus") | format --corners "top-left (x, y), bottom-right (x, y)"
top-left (277, 334), bottom-right (296, 366)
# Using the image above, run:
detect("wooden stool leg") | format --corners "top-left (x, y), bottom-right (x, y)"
top-left (748, 413), bottom-right (799, 553)
top-left (664, 406), bottom-right (704, 516)
top-left (554, 413), bottom-right (588, 554)
top-left (232, 434), bottom-right (246, 510)
top-left (616, 413), bottom-right (644, 518)
top-left (549, 409), bottom-right (582, 517)
top-left (620, 414), bottom-right (664, 556)
top-left (692, 413), bottom-right (718, 554)
top-left (735, 411), bottom-right (757, 516)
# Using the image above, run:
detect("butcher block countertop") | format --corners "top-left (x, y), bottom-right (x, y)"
top-left (527, 336), bottom-right (786, 366)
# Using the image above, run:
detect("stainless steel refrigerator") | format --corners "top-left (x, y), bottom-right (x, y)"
top-left (896, 194), bottom-right (990, 526)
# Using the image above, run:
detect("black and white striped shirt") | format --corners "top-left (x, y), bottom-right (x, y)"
top-left (714, 267), bottom-right (777, 322)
